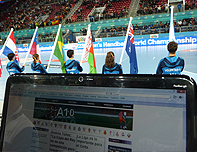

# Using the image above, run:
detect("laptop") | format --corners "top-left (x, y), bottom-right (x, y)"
top-left (0, 74), bottom-right (196, 151)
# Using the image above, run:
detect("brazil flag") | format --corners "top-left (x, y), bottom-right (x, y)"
top-left (54, 28), bottom-right (66, 73)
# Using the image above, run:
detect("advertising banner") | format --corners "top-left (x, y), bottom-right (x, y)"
top-left (134, 36), bottom-right (197, 46)
top-left (73, 36), bottom-right (197, 50)
top-left (1, 36), bottom-right (197, 53)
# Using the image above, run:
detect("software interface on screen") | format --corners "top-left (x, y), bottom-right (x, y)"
top-left (3, 84), bottom-right (186, 152)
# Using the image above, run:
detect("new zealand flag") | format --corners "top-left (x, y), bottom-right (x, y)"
top-left (125, 21), bottom-right (138, 74)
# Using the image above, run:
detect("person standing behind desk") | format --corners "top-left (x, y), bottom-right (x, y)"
top-left (31, 53), bottom-right (47, 74)
top-left (156, 41), bottom-right (184, 74)
top-left (102, 51), bottom-right (123, 74)
top-left (6, 53), bottom-right (25, 75)
top-left (65, 49), bottom-right (83, 74)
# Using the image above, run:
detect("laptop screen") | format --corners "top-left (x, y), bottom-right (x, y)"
top-left (0, 74), bottom-right (196, 152)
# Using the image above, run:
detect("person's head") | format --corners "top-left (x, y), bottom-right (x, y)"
top-left (32, 53), bottom-right (39, 65)
top-left (167, 41), bottom-right (178, 54)
top-left (7, 53), bottom-right (15, 61)
top-left (67, 49), bottom-right (74, 58)
top-left (105, 51), bottom-right (115, 68)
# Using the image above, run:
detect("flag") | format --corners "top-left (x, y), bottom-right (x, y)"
top-left (23, 27), bottom-right (41, 65)
top-left (125, 18), bottom-right (138, 74)
top-left (30, 32), bottom-right (39, 55)
top-left (52, 20), bottom-right (59, 25)
top-left (83, 24), bottom-right (97, 74)
top-left (169, 6), bottom-right (176, 42)
top-left (29, 27), bottom-right (41, 63)
top-left (0, 59), bottom-right (2, 77)
top-left (53, 28), bottom-right (66, 73)
top-left (2, 29), bottom-right (20, 64)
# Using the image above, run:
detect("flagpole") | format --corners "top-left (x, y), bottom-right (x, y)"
top-left (119, 17), bottom-right (133, 64)
top-left (169, 6), bottom-right (175, 42)
top-left (47, 24), bottom-right (62, 72)
top-left (23, 26), bottom-right (38, 66)
top-left (0, 28), bottom-right (14, 56)
top-left (80, 24), bottom-right (91, 65)
top-left (0, 58), bottom-right (2, 77)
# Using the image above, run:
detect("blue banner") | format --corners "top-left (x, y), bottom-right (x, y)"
top-left (134, 36), bottom-right (197, 46)
top-left (1, 36), bottom-right (197, 53)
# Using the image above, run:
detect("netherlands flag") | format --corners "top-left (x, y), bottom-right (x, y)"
top-left (1, 28), bottom-right (20, 64)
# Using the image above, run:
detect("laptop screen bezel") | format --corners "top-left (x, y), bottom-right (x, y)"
top-left (0, 74), bottom-right (196, 151)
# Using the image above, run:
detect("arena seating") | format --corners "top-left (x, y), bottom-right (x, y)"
top-left (45, 4), bottom-right (60, 21)
top-left (71, 4), bottom-right (93, 22)
top-left (0, 0), bottom-right (197, 44)
top-left (157, 0), bottom-right (168, 5)
top-left (185, 0), bottom-right (197, 10)
top-left (0, 9), bottom-right (196, 44)
top-left (71, 0), bottom-right (132, 22)
top-left (105, 0), bottom-right (131, 14)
